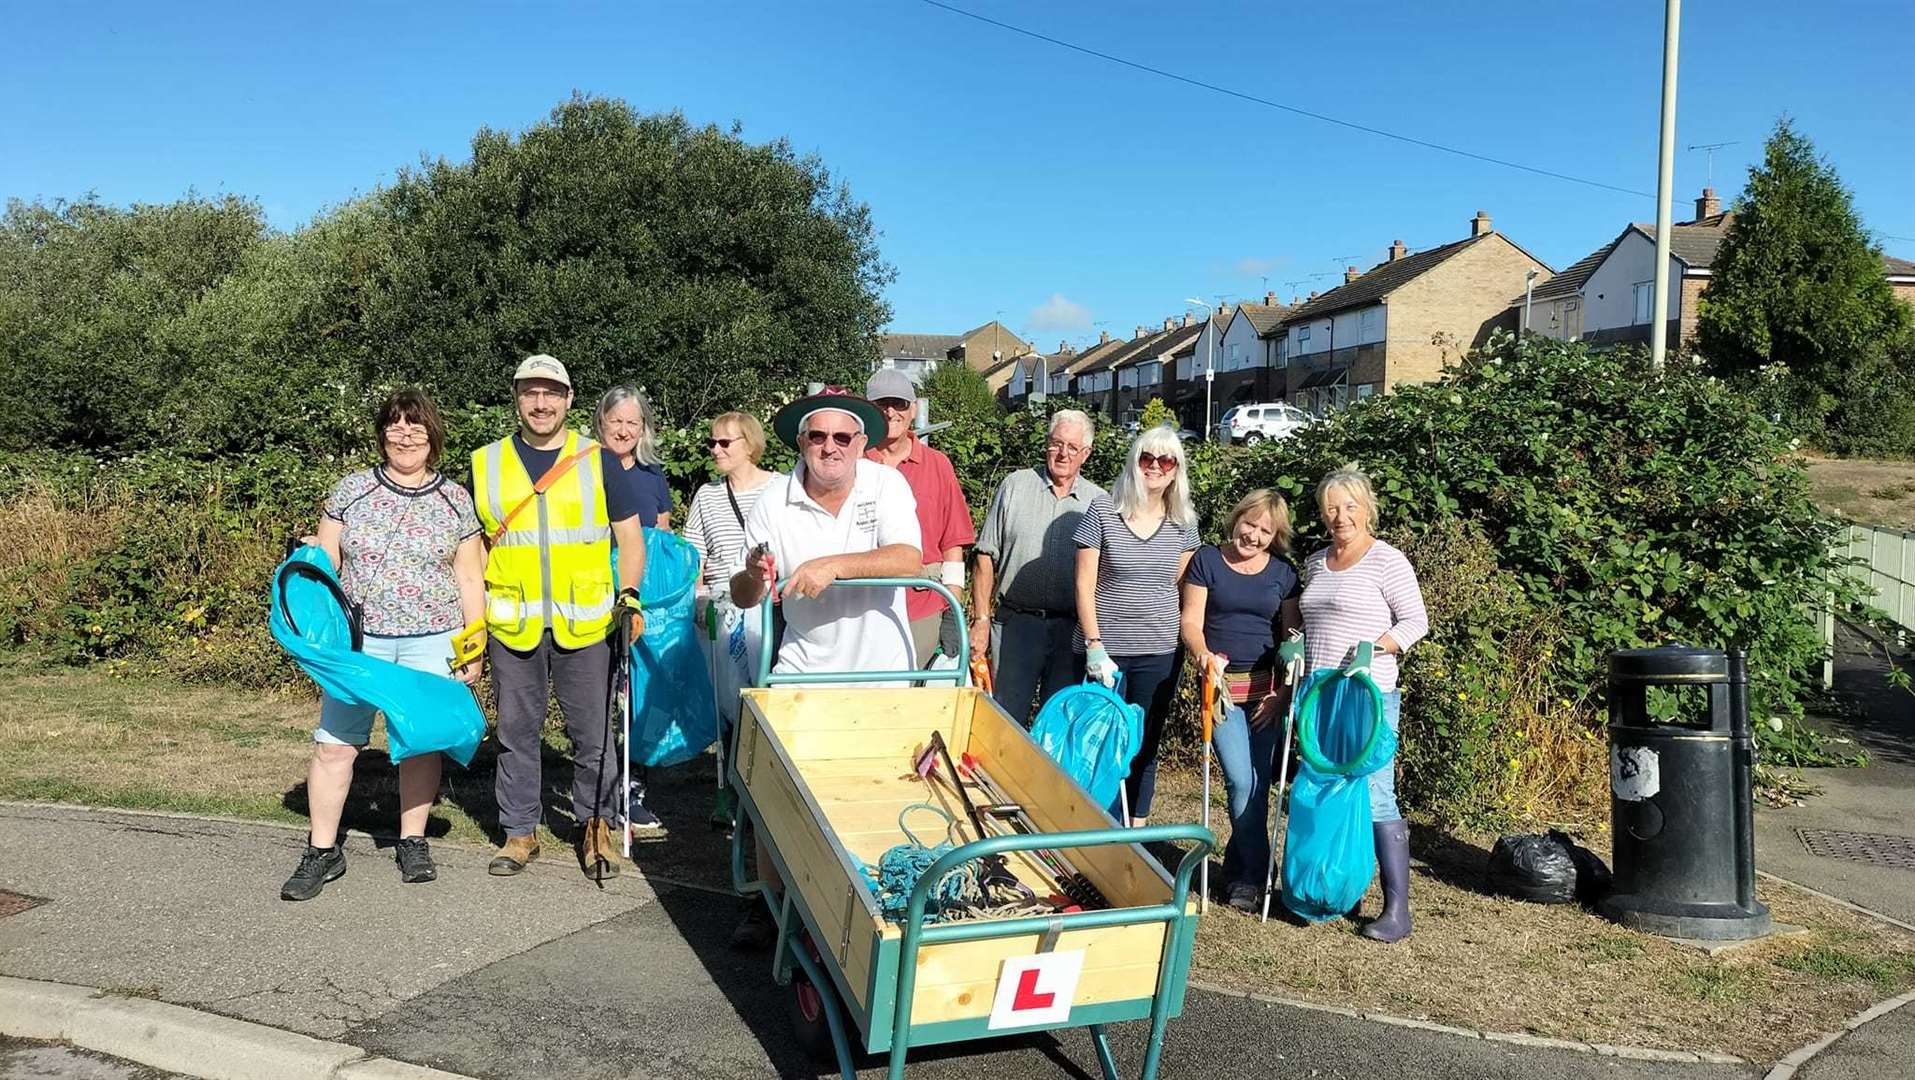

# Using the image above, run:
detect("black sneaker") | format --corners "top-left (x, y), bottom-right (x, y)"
top-left (729, 903), bottom-right (779, 952)
top-left (280, 843), bottom-right (346, 901)
top-left (395, 837), bottom-right (437, 884)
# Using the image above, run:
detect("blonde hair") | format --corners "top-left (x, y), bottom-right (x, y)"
top-left (1223, 488), bottom-right (1294, 554)
top-left (1113, 426), bottom-right (1196, 531)
top-left (1316, 464), bottom-right (1379, 534)
top-left (712, 411), bottom-right (767, 463)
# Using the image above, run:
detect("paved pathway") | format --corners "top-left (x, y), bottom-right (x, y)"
top-left (0, 1036), bottom-right (187, 1080)
top-left (0, 806), bottom-right (1751, 1080)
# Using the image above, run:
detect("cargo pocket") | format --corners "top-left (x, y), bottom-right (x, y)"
top-left (485, 578), bottom-right (527, 635)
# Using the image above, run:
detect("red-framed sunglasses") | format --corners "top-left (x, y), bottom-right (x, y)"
top-left (1137, 452), bottom-right (1180, 472)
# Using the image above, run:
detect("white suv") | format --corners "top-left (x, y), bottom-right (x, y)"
top-left (1218, 403), bottom-right (1312, 445)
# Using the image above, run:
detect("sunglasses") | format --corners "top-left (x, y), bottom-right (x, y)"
top-left (706, 437), bottom-right (736, 449)
top-left (801, 430), bottom-right (858, 448)
top-left (1137, 453), bottom-right (1179, 472)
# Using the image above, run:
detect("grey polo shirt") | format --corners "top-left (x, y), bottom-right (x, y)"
top-left (975, 466), bottom-right (1105, 615)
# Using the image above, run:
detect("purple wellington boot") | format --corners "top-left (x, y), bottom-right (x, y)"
top-left (1361, 820), bottom-right (1412, 943)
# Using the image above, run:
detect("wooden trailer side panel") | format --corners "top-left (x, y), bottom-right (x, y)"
top-left (961, 696), bottom-right (1176, 910)
top-left (905, 922), bottom-right (1169, 1025)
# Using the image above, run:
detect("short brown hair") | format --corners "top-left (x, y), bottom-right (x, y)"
top-left (1223, 488), bottom-right (1295, 554)
top-left (712, 411), bottom-right (767, 463)
top-left (375, 387), bottom-right (447, 468)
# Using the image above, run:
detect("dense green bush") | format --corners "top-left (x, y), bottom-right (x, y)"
top-left (1205, 333), bottom-right (1863, 782)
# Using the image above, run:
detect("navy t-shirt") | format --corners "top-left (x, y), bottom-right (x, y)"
top-left (506, 434), bottom-right (641, 525)
top-left (609, 460), bottom-right (671, 529)
top-left (1184, 543), bottom-right (1299, 671)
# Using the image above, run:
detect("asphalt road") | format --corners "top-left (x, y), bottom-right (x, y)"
top-left (0, 1037), bottom-right (188, 1080)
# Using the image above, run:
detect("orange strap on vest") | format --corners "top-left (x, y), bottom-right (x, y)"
top-left (487, 444), bottom-right (599, 546)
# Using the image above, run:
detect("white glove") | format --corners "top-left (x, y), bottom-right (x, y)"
top-left (1085, 645), bottom-right (1117, 688)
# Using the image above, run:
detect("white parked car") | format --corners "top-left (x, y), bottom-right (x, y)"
top-left (1217, 403), bottom-right (1312, 445)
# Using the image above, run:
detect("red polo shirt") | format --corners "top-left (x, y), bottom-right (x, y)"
top-left (865, 433), bottom-right (976, 621)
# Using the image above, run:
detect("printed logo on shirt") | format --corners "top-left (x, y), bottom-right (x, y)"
top-left (854, 499), bottom-right (879, 535)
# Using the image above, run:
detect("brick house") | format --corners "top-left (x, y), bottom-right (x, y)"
top-left (1115, 318), bottom-right (1203, 425)
top-left (1274, 212), bottom-right (1553, 414)
top-left (1073, 325), bottom-right (1172, 421)
top-left (877, 319), bottom-right (1033, 391)
top-left (1524, 187), bottom-right (1915, 350)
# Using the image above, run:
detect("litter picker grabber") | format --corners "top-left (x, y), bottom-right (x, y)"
top-left (1199, 660), bottom-right (1221, 914)
top-left (1260, 633), bottom-right (1310, 923)
top-left (609, 602), bottom-right (634, 864)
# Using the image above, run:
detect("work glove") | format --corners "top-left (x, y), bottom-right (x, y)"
top-left (1340, 639), bottom-right (1374, 678)
top-left (616, 588), bottom-right (645, 641)
top-left (1278, 631), bottom-right (1306, 687)
top-left (1084, 644), bottom-right (1117, 688)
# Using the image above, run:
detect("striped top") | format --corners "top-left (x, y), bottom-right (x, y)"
top-left (1072, 495), bottom-right (1199, 656)
top-left (682, 474), bottom-right (781, 592)
top-left (1298, 538), bottom-right (1429, 693)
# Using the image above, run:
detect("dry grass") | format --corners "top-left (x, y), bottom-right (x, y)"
top-left (1806, 455), bottom-right (1915, 528)
top-left (1150, 766), bottom-right (1915, 1063)
top-left (0, 482), bottom-right (126, 610)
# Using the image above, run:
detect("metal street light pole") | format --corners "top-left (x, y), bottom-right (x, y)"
top-left (1523, 268), bottom-right (1540, 337)
top-left (1650, 0), bottom-right (1681, 370)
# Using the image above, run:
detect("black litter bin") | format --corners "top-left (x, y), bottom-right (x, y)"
top-left (1598, 646), bottom-right (1772, 940)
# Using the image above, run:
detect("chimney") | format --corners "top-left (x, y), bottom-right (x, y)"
top-left (1344, 265), bottom-right (1361, 284)
top-left (1307, 290), bottom-right (1318, 301)
top-left (1181, 312), bottom-right (1192, 328)
top-left (1099, 330), bottom-right (1111, 344)
top-left (1163, 316), bottom-right (1176, 332)
top-left (1695, 186), bottom-right (1720, 220)
top-left (1290, 295), bottom-right (1301, 306)
top-left (1389, 239), bottom-right (1407, 262)
top-left (1264, 290), bottom-right (1278, 307)
top-left (1134, 324), bottom-right (1149, 340)
top-left (1470, 210), bottom-right (1493, 237)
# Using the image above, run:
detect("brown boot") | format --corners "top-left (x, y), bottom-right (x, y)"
top-left (581, 817), bottom-right (621, 881)
top-left (488, 833), bottom-right (540, 877)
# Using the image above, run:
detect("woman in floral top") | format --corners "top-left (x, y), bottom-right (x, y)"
top-left (280, 388), bottom-right (485, 902)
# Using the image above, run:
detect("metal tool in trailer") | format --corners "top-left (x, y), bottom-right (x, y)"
top-left (727, 577), bottom-right (1215, 1080)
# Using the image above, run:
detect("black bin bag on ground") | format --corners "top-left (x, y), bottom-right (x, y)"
top-left (1487, 830), bottom-right (1612, 904)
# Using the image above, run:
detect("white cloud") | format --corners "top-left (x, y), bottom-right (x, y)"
top-left (1029, 293), bottom-right (1092, 332)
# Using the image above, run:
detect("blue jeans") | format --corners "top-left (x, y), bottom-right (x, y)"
top-left (990, 612), bottom-right (1078, 727)
top-left (1214, 689), bottom-right (1402, 887)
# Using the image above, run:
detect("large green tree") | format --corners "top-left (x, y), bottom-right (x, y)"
top-left (0, 195), bottom-right (266, 450)
top-left (346, 95), bottom-right (893, 427)
top-left (1697, 119), bottom-right (1912, 447)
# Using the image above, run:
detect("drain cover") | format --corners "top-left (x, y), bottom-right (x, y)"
top-left (1797, 828), bottom-right (1915, 869)
top-left (0, 889), bottom-right (46, 918)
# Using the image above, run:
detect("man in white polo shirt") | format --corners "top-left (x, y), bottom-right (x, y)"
top-left (730, 387), bottom-right (922, 680)
top-left (726, 387), bottom-right (921, 950)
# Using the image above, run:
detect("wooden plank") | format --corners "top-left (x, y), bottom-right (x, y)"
top-left (737, 704), bottom-right (881, 1014)
top-left (753, 687), bottom-right (960, 733)
top-left (960, 697), bottom-right (1174, 909)
top-left (909, 922), bottom-right (1167, 987)
top-left (907, 962), bottom-right (1164, 1026)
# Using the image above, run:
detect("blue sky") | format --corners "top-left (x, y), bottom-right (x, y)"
top-left (6, 0), bottom-right (1910, 350)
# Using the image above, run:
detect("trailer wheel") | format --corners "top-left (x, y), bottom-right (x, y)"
top-left (786, 933), bottom-right (840, 1062)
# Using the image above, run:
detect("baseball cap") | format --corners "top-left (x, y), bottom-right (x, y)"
top-left (864, 368), bottom-right (918, 404)
top-left (512, 354), bottom-right (571, 389)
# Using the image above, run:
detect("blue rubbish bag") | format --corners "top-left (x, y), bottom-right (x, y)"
top-left (1280, 667), bottom-right (1397, 922)
top-left (626, 528), bottom-right (717, 767)
top-left (268, 546), bottom-right (485, 767)
top-left (1031, 677), bottom-right (1143, 816)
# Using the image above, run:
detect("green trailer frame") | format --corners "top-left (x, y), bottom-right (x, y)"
top-left (727, 577), bottom-right (1213, 1080)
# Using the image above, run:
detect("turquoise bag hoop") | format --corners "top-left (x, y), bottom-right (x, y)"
top-left (1294, 667), bottom-right (1390, 777)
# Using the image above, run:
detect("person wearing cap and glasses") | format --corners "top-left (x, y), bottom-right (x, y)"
top-left (469, 354), bottom-right (646, 881)
top-left (725, 388), bottom-right (923, 947)
top-left (970, 408), bottom-right (1104, 726)
top-left (862, 368), bottom-right (975, 666)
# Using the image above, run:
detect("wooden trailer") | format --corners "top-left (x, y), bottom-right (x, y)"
top-left (728, 578), bottom-right (1212, 1080)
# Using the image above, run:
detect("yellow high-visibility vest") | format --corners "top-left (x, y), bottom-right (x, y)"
top-left (471, 431), bottom-right (614, 651)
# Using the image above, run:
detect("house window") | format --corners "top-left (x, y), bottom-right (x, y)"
top-left (1226, 343), bottom-right (1240, 370)
top-left (1633, 282), bottom-right (1654, 325)
top-left (1298, 326), bottom-right (1311, 342)
top-left (1356, 383), bottom-right (1377, 399)
top-left (1359, 307), bottom-right (1381, 342)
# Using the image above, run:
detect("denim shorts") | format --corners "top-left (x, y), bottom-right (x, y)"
top-left (314, 630), bottom-right (457, 746)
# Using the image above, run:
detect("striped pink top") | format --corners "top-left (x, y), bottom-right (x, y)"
top-left (1299, 538), bottom-right (1429, 693)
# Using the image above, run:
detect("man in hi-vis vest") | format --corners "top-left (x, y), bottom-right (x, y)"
top-left (471, 354), bottom-right (644, 881)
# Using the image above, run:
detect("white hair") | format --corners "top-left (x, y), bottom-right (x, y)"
top-left (1048, 408), bottom-right (1095, 445)
top-left (594, 384), bottom-right (662, 466)
top-left (1112, 425), bottom-right (1195, 531)
top-left (1317, 463), bottom-right (1379, 534)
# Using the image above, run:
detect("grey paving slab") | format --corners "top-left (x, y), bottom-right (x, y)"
top-left (350, 886), bottom-right (1757, 1080)
top-left (0, 806), bottom-right (655, 1039)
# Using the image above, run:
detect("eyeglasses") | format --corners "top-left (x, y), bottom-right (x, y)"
top-left (1046, 441), bottom-right (1085, 458)
top-left (1137, 453), bottom-right (1180, 472)
top-left (517, 387), bottom-right (567, 403)
top-left (707, 437), bottom-right (736, 449)
top-left (801, 430), bottom-right (857, 448)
